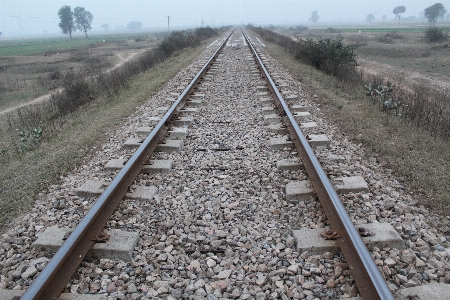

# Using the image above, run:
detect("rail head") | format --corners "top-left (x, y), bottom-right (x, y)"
top-left (20, 29), bottom-right (235, 300)
top-left (242, 29), bottom-right (394, 300)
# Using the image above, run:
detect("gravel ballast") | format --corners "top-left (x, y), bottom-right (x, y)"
top-left (1, 30), bottom-right (449, 300)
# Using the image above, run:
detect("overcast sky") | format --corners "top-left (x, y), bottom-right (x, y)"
top-left (0, 0), bottom-right (447, 36)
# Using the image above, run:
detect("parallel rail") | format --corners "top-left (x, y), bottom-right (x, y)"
top-left (242, 30), bottom-right (394, 300)
top-left (20, 29), bottom-right (393, 299)
top-left (20, 30), bottom-right (234, 300)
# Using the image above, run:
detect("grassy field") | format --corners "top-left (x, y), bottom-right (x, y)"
top-left (0, 33), bottom-right (163, 110)
top-left (0, 33), bottom-right (159, 57)
top-left (259, 27), bottom-right (450, 229)
top-left (0, 36), bottom-right (212, 231)
top-left (285, 26), bottom-right (450, 87)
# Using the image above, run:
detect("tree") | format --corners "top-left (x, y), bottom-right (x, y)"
top-left (424, 3), bottom-right (446, 26)
top-left (74, 7), bottom-right (93, 38)
top-left (101, 24), bottom-right (109, 31)
top-left (393, 6), bottom-right (406, 25)
top-left (366, 14), bottom-right (375, 24)
top-left (58, 5), bottom-right (75, 39)
top-left (309, 11), bottom-right (319, 23)
top-left (127, 21), bottom-right (142, 30)
top-left (438, 7), bottom-right (447, 22)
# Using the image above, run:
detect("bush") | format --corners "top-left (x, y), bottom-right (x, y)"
top-left (325, 28), bottom-right (340, 33)
top-left (386, 31), bottom-right (404, 39)
top-left (293, 38), bottom-right (359, 77)
top-left (247, 25), bottom-right (359, 78)
top-left (3, 26), bottom-right (222, 157)
top-left (425, 27), bottom-right (446, 42)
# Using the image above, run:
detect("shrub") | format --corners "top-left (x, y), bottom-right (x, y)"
top-left (49, 71), bottom-right (62, 80)
top-left (425, 27), bottom-right (446, 42)
top-left (377, 36), bottom-right (394, 44)
top-left (3, 26), bottom-right (223, 157)
top-left (325, 28), bottom-right (340, 33)
top-left (248, 25), bottom-right (359, 78)
top-left (294, 38), bottom-right (359, 77)
top-left (386, 31), bottom-right (404, 39)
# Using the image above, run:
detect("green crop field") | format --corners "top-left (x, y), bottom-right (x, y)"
top-left (0, 33), bottom-right (156, 57)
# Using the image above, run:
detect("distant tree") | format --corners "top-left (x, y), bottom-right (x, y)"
top-left (58, 5), bottom-right (75, 39)
top-left (101, 24), bottom-right (109, 31)
top-left (393, 6), bottom-right (406, 25)
top-left (366, 14), bottom-right (375, 24)
top-left (309, 11), bottom-right (319, 23)
top-left (424, 3), bottom-right (446, 26)
top-left (382, 15), bottom-right (387, 22)
top-left (74, 7), bottom-right (93, 38)
top-left (127, 21), bottom-right (142, 30)
top-left (0, 32), bottom-right (2, 37)
top-left (438, 7), bottom-right (447, 22)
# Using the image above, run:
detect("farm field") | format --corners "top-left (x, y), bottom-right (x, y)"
top-left (282, 26), bottom-right (450, 89)
top-left (0, 33), bottom-right (163, 111)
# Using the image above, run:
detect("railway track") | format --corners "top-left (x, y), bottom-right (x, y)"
top-left (1, 29), bottom-right (449, 300)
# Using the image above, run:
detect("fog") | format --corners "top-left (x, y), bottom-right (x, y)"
top-left (0, 0), bottom-right (447, 37)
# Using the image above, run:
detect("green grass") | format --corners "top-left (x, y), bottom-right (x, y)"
top-left (0, 33), bottom-right (151, 57)
top-left (2, 93), bottom-right (32, 104)
top-left (337, 27), bottom-right (432, 33)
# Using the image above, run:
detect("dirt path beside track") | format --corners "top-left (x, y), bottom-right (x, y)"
top-left (0, 49), bottom-right (144, 117)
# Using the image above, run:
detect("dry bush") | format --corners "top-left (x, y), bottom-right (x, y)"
top-left (346, 34), bottom-right (372, 45)
top-left (362, 71), bottom-right (450, 138)
top-left (377, 36), bottom-right (394, 44)
top-left (254, 25), bottom-right (450, 139)
top-left (248, 25), bottom-right (359, 78)
top-left (386, 31), bottom-right (404, 39)
top-left (325, 27), bottom-right (341, 33)
top-left (425, 27), bottom-right (447, 42)
top-left (2, 26), bottom-right (223, 158)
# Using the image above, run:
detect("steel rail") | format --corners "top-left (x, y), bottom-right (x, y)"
top-left (21, 29), bottom-right (234, 300)
top-left (242, 30), bottom-right (394, 300)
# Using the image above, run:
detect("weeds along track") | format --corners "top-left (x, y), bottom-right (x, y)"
top-left (1, 29), bottom-right (449, 300)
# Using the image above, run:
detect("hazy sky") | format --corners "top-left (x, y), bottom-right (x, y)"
top-left (0, 0), bottom-right (447, 36)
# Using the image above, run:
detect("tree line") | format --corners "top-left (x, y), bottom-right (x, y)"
top-left (57, 5), bottom-right (152, 39)
top-left (58, 5), bottom-right (93, 39)
top-left (307, 3), bottom-right (447, 26)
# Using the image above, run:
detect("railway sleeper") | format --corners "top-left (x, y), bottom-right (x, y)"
top-left (293, 223), bottom-right (405, 255)
top-left (186, 99), bottom-right (203, 107)
top-left (276, 159), bottom-right (305, 171)
top-left (123, 139), bottom-right (183, 153)
top-left (33, 226), bottom-right (139, 262)
top-left (1, 289), bottom-right (108, 299)
top-left (77, 180), bottom-right (157, 201)
top-left (136, 127), bottom-right (188, 140)
top-left (259, 97), bottom-right (274, 105)
top-left (104, 159), bottom-right (173, 174)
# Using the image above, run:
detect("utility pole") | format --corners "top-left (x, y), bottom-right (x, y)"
top-left (165, 16), bottom-right (171, 34)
